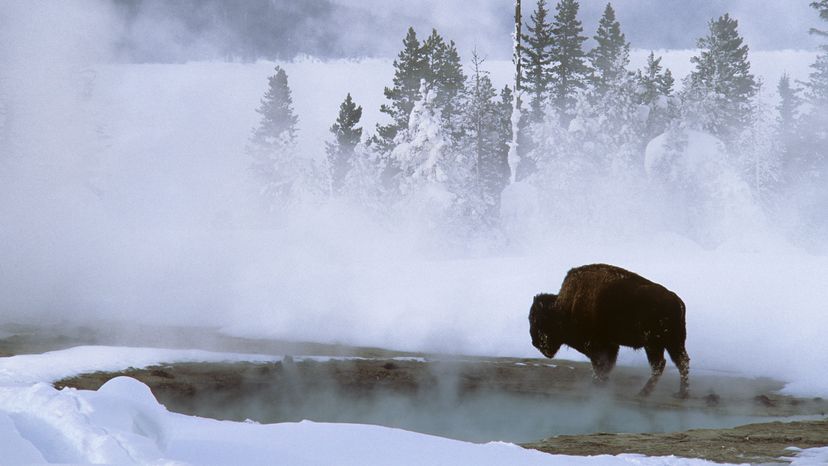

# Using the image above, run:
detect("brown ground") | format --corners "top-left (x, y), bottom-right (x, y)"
top-left (524, 418), bottom-right (828, 464)
top-left (3, 322), bottom-right (828, 464)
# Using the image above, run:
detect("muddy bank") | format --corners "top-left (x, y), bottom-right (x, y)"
top-left (524, 418), bottom-right (828, 464)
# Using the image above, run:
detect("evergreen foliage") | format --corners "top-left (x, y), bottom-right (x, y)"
top-left (776, 74), bottom-right (801, 149)
top-left (797, 0), bottom-right (828, 178)
top-left (685, 14), bottom-right (759, 142)
top-left (373, 27), bottom-right (425, 155)
top-left (635, 51), bottom-right (677, 141)
top-left (520, 0), bottom-right (554, 123)
top-left (588, 3), bottom-right (630, 96)
top-left (373, 28), bottom-right (466, 155)
top-left (391, 82), bottom-right (451, 194)
top-left (463, 52), bottom-right (511, 218)
top-left (326, 93), bottom-right (363, 195)
top-left (422, 30), bottom-right (467, 143)
top-left (250, 66), bottom-right (298, 149)
top-left (248, 66), bottom-right (313, 203)
top-left (810, 0), bottom-right (828, 35)
top-left (549, 0), bottom-right (590, 122)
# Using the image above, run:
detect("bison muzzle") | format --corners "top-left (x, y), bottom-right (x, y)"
top-left (529, 264), bottom-right (690, 398)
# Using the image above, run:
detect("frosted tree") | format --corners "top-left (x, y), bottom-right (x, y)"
top-left (588, 3), bottom-right (629, 97)
top-left (247, 66), bottom-right (315, 206)
top-left (684, 13), bottom-right (759, 143)
top-left (326, 93), bottom-right (363, 196)
top-left (422, 30), bottom-right (466, 144)
top-left (569, 2), bottom-right (642, 172)
top-left (798, 0), bottom-right (828, 177)
top-left (463, 51), bottom-right (511, 219)
top-left (549, 0), bottom-right (590, 123)
top-left (392, 82), bottom-right (447, 187)
top-left (520, 0), bottom-right (554, 123)
top-left (635, 51), bottom-right (677, 141)
top-left (372, 27), bottom-right (426, 155)
top-left (775, 74), bottom-right (802, 177)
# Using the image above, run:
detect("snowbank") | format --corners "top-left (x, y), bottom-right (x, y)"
top-left (0, 346), bottom-right (281, 386)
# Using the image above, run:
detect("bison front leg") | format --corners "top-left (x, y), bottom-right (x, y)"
top-left (589, 346), bottom-right (619, 385)
top-left (638, 346), bottom-right (666, 397)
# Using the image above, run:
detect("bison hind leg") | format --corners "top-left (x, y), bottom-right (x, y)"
top-left (667, 346), bottom-right (690, 399)
top-left (590, 346), bottom-right (619, 385)
top-left (638, 346), bottom-right (666, 397)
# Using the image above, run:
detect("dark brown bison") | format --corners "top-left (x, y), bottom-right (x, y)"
top-left (529, 264), bottom-right (690, 398)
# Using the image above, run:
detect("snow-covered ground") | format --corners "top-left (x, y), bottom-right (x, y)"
top-left (1, 346), bottom-right (825, 465)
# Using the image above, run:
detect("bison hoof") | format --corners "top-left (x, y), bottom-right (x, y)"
top-left (673, 390), bottom-right (690, 400)
top-left (636, 388), bottom-right (653, 398)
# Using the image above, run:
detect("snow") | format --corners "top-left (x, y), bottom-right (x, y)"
top-left (0, 346), bottom-right (282, 386)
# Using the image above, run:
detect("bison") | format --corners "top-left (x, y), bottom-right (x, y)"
top-left (529, 264), bottom-right (690, 398)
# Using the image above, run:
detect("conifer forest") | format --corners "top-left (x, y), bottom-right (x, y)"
top-left (240, 0), bottom-right (828, 251)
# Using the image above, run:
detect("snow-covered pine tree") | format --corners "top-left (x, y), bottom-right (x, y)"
top-left (422, 30), bottom-right (466, 145)
top-left (463, 51), bottom-right (511, 220)
top-left (560, 4), bottom-right (645, 174)
top-left (811, 0), bottom-right (828, 35)
top-left (251, 66), bottom-right (298, 147)
top-left (588, 3), bottom-right (629, 97)
top-left (392, 81), bottom-right (448, 190)
top-left (326, 93), bottom-right (363, 196)
top-left (684, 13), bottom-right (759, 143)
top-left (248, 65), bottom-right (312, 205)
top-left (549, 0), bottom-right (590, 123)
top-left (635, 51), bottom-right (677, 141)
top-left (372, 27), bottom-right (426, 155)
top-left (520, 0), bottom-right (554, 123)
top-left (498, 85), bottom-right (520, 182)
top-left (776, 74), bottom-right (802, 172)
top-left (795, 0), bottom-right (828, 180)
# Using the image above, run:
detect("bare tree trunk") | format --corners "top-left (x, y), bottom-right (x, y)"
top-left (507, 0), bottom-right (522, 184)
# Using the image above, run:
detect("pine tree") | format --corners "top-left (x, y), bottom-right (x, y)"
top-left (588, 3), bottom-right (629, 96)
top-left (248, 65), bottom-right (306, 203)
top-left (636, 51), bottom-right (677, 140)
top-left (777, 74), bottom-right (801, 142)
top-left (806, 0), bottom-right (828, 106)
top-left (391, 82), bottom-right (450, 195)
top-left (520, 0), bottom-right (554, 123)
top-left (326, 93), bottom-right (363, 195)
top-left (797, 0), bottom-right (828, 177)
top-left (463, 51), bottom-right (510, 218)
top-left (250, 66), bottom-right (298, 149)
top-left (422, 30), bottom-right (466, 143)
top-left (810, 0), bottom-right (828, 35)
top-left (373, 27), bottom-right (426, 155)
top-left (549, 0), bottom-right (590, 122)
top-left (685, 13), bottom-right (759, 142)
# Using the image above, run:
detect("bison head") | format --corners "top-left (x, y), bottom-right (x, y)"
top-left (529, 293), bottom-right (562, 358)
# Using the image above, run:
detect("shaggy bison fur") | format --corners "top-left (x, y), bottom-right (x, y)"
top-left (529, 264), bottom-right (690, 398)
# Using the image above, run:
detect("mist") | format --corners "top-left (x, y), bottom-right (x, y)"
top-left (1, 0), bottom-right (828, 403)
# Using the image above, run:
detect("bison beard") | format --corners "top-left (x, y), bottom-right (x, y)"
top-left (529, 264), bottom-right (690, 398)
